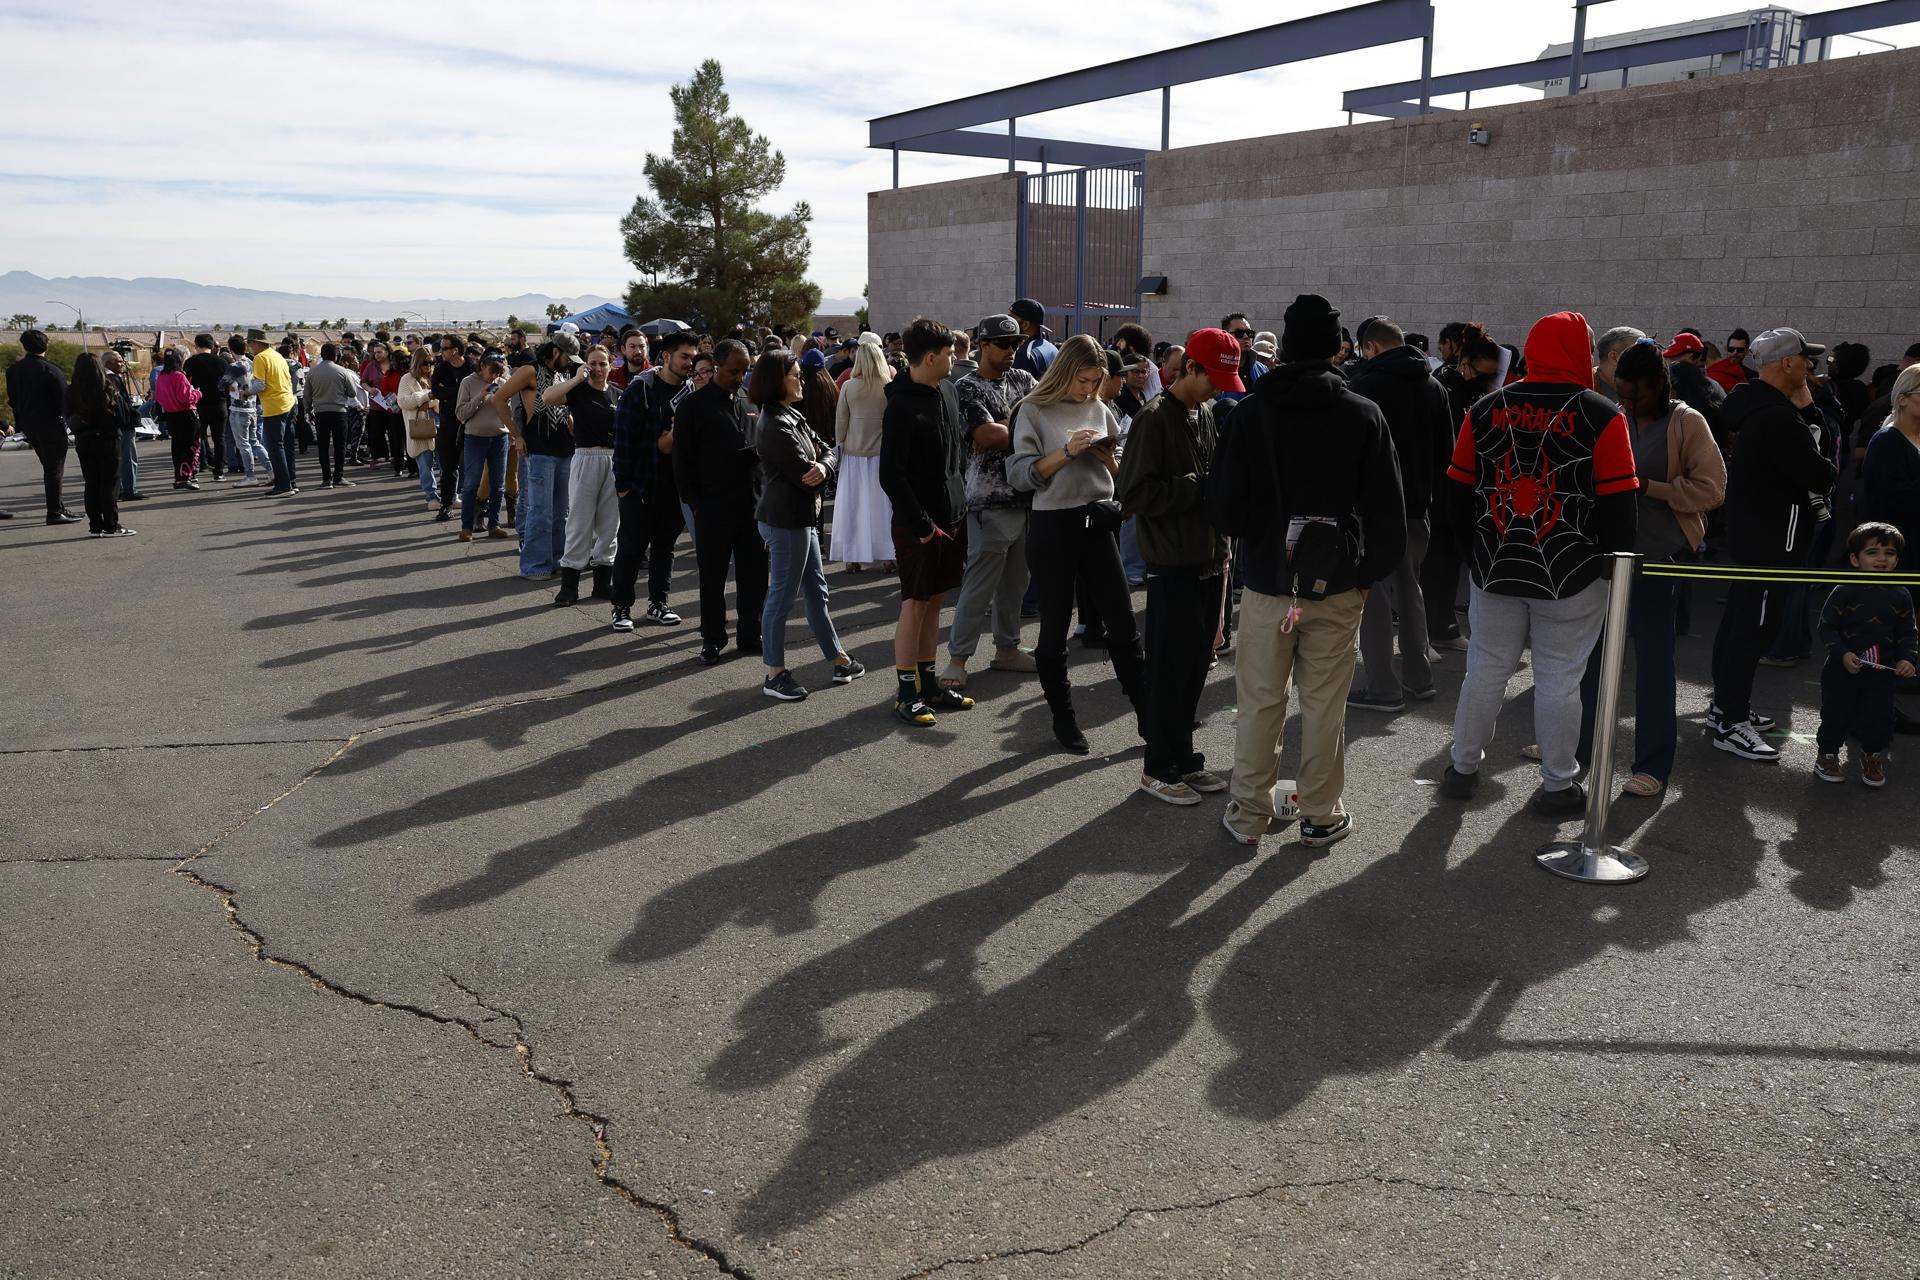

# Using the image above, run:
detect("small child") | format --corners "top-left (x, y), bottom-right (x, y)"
top-left (1814, 522), bottom-right (1919, 787)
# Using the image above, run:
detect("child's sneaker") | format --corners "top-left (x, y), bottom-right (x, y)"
top-left (1814, 753), bottom-right (1845, 784)
top-left (1861, 752), bottom-right (1888, 788)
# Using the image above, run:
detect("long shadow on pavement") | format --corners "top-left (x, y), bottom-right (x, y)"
top-left (718, 805), bottom-right (1307, 1239)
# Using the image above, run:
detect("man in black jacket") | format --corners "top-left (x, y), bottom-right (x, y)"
top-left (430, 336), bottom-right (469, 520)
top-left (4, 329), bottom-right (75, 524)
top-left (879, 318), bottom-right (972, 726)
top-left (672, 340), bottom-right (767, 665)
top-left (1210, 295), bottom-right (1406, 848)
top-left (1709, 327), bottom-right (1839, 762)
top-left (183, 334), bottom-right (231, 480)
top-left (1346, 317), bottom-right (1454, 712)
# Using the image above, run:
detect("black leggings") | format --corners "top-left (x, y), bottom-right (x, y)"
top-left (1026, 507), bottom-right (1144, 720)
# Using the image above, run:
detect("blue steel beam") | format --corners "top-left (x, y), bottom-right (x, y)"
top-left (1343, 25), bottom-right (1751, 114)
top-left (870, 0), bottom-right (1433, 147)
top-left (1802, 0), bottom-right (1920, 39)
top-left (896, 129), bottom-right (1147, 169)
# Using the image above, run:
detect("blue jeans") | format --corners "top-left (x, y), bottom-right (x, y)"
top-left (415, 450), bottom-right (439, 501)
top-left (460, 435), bottom-right (508, 531)
top-left (520, 453), bottom-right (572, 576)
top-left (227, 408), bottom-right (270, 480)
top-left (261, 411), bottom-right (298, 492)
top-left (759, 521), bottom-right (842, 671)
top-left (119, 429), bottom-right (140, 497)
top-left (1119, 516), bottom-right (1147, 584)
top-left (1578, 574), bottom-right (1680, 783)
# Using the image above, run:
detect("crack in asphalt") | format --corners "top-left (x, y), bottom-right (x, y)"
top-left (137, 641), bottom-right (762, 1277)
top-left (167, 862), bottom-right (758, 1279)
top-left (897, 1172), bottom-right (1589, 1279)
top-left (0, 736), bottom-right (355, 756)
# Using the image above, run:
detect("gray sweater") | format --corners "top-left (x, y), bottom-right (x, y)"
top-left (1007, 397), bottom-right (1120, 511)
top-left (302, 359), bottom-right (361, 415)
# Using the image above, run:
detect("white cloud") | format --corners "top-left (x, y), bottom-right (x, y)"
top-left (4, 0), bottom-right (1911, 302)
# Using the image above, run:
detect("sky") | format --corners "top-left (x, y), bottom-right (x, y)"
top-left (4, 0), bottom-right (1915, 306)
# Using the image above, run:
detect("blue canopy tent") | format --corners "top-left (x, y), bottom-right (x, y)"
top-left (561, 301), bottom-right (632, 333)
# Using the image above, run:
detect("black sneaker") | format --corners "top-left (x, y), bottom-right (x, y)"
top-left (99, 527), bottom-right (137, 538)
top-left (435, 506), bottom-right (452, 522)
top-left (699, 644), bottom-right (723, 666)
top-left (1437, 765), bottom-right (1479, 799)
top-left (894, 698), bottom-right (937, 727)
top-left (832, 658), bottom-right (866, 684)
top-left (645, 602), bottom-right (682, 626)
top-left (1531, 782), bottom-right (1587, 817)
top-left (1299, 813), bottom-right (1353, 847)
top-left (1708, 701), bottom-right (1777, 733)
top-left (924, 685), bottom-right (973, 711)
top-left (1712, 720), bottom-right (1780, 762)
top-left (1346, 690), bottom-right (1404, 713)
top-left (610, 605), bottom-right (634, 633)
top-left (763, 671), bottom-right (808, 701)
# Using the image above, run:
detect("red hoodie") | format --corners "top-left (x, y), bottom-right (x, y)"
top-left (1704, 356), bottom-right (1749, 394)
top-left (1444, 311), bottom-right (1640, 600)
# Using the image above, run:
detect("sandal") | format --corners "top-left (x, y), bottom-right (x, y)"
top-left (939, 661), bottom-right (968, 691)
top-left (1520, 743), bottom-right (1542, 761)
top-left (1620, 773), bottom-right (1664, 797)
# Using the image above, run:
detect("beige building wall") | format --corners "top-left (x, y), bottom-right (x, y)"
top-left (868, 173), bottom-right (1020, 335)
top-left (1140, 47), bottom-right (1920, 359)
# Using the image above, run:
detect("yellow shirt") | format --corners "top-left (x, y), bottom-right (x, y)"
top-left (253, 348), bottom-right (295, 417)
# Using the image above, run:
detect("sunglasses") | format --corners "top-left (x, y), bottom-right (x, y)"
top-left (1727, 345), bottom-right (1749, 354)
top-left (1229, 329), bottom-right (1254, 340)
top-left (985, 338), bottom-right (1021, 350)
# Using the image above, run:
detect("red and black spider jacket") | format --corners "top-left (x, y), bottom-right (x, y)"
top-left (1442, 312), bottom-right (1640, 601)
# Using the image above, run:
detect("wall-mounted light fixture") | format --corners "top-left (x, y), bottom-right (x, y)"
top-left (1137, 275), bottom-right (1169, 295)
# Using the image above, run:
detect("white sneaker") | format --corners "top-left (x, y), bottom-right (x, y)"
top-left (1712, 721), bottom-right (1780, 762)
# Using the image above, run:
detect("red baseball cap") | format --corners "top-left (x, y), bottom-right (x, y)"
top-left (1662, 333), bottom-right (1706, 359)
top-left (1185, 327), bottom-right (1245, 393)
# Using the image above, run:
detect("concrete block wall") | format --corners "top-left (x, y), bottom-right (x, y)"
top-left (868, 173), bottom-right (1020, 335)
top-left (1139, 47), bottom-right (1920, 361)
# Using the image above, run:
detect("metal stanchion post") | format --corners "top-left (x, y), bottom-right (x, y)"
top-left (1536, 551), bottom-right (1651, 885)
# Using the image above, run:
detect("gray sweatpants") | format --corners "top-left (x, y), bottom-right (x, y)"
top-left (946, 505), bottom-right (1029, 661)
top-left (1358, 515), bottom-right (1431, 699)
top-left (1448, 579), bottom-right (1607, 791)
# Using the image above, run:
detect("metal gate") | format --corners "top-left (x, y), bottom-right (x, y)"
top-left (1015, 163), bottom-right (1143, 343)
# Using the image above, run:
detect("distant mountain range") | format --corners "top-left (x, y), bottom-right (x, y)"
top-left (0, 272), bottom-right (865, 328)
top-left (0, 272), bottom-right (614, 327)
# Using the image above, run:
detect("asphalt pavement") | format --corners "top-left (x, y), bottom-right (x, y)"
top-left (2, 438), bottom-right (1915, 1279)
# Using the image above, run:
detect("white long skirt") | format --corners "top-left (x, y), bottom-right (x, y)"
top-left (830, 453), bottom-right (895, 565)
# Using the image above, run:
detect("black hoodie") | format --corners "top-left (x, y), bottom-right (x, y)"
top-left (878, 374), bottom-right (966, 537)
top-left (1346, 343), bottom-right (1454, 520)
top-left (1721, 379), bottom-right (1837, 565)
top-left (1206, 361), bottom-right (1406, 599)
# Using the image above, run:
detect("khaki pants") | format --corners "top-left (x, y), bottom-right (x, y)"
top-left (1229, 587), bottom-right (1365, 832)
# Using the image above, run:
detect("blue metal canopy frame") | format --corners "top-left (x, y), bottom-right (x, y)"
top-left (870, 0), bottom-right (1436, 186)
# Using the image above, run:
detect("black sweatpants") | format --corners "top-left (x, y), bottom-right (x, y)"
top-left (315, 410), bottom-right (348, 485)
top-left (74, 431), bottom-right (120, 533)
top-left (611, 489), bottom-right (686, 611)
top-left (1142, 569), bottom-right (1221, 783)
top-left (1710, 579), bottom-right (1786, 726)
top-left (27, 429), bottom-right (68, 516)
top-left (435, 422), bottom-right (463, 509)
top-left (690, 494), bottom-right (769, 648)
top-left (1818, 657), bottom-right (1896, 754)
top-left (1027, 507), bottom-right (1145, 721)
top-left (195, 398), bottom-right (226, 477)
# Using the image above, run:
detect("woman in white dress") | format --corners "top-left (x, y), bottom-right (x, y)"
top-left (830, 339), bottom-right (896, 570)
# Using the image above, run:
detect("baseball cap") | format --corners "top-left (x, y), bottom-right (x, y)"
top-left (1184, 328), bottom-right (1245, 393)
top-left (1662, 333), bottom-right (1706, 359)
top-left (1103, 348), bottom-right (1126, 377)
top-left (549, 330), bottom-right (582, 358)
top-left (1008, 298), bottom-right (1047, 328)
top-left (1744, 327), bottom-right (1826, 370)
top-left (800, 348), bottom-right (826, 369)
top-left (976, 313), bottom-right (1021, 343)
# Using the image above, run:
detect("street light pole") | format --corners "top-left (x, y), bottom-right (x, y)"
top-left (172, 307), bottom-right (197, 333)
top-left (45, 299), bottom-right (83, 350)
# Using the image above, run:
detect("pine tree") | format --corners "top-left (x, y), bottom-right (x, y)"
top-left (620, 60), bottom-right (820, 331)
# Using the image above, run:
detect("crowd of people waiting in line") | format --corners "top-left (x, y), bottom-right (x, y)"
top-left (6, 293), bottom-right (1918, 845)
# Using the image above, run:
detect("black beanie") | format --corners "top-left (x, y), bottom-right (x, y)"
top-left (1281, 293), bottom-right (1342, 362)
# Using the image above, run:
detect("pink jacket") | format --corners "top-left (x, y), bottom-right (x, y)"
top-left (154, 369), bottom-right (201, 414)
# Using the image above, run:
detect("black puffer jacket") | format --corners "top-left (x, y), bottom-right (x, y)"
top-left (1206, 361), bottom-right (1406, 598)
top-left (1347, 343), bottom-right (1453, 520)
